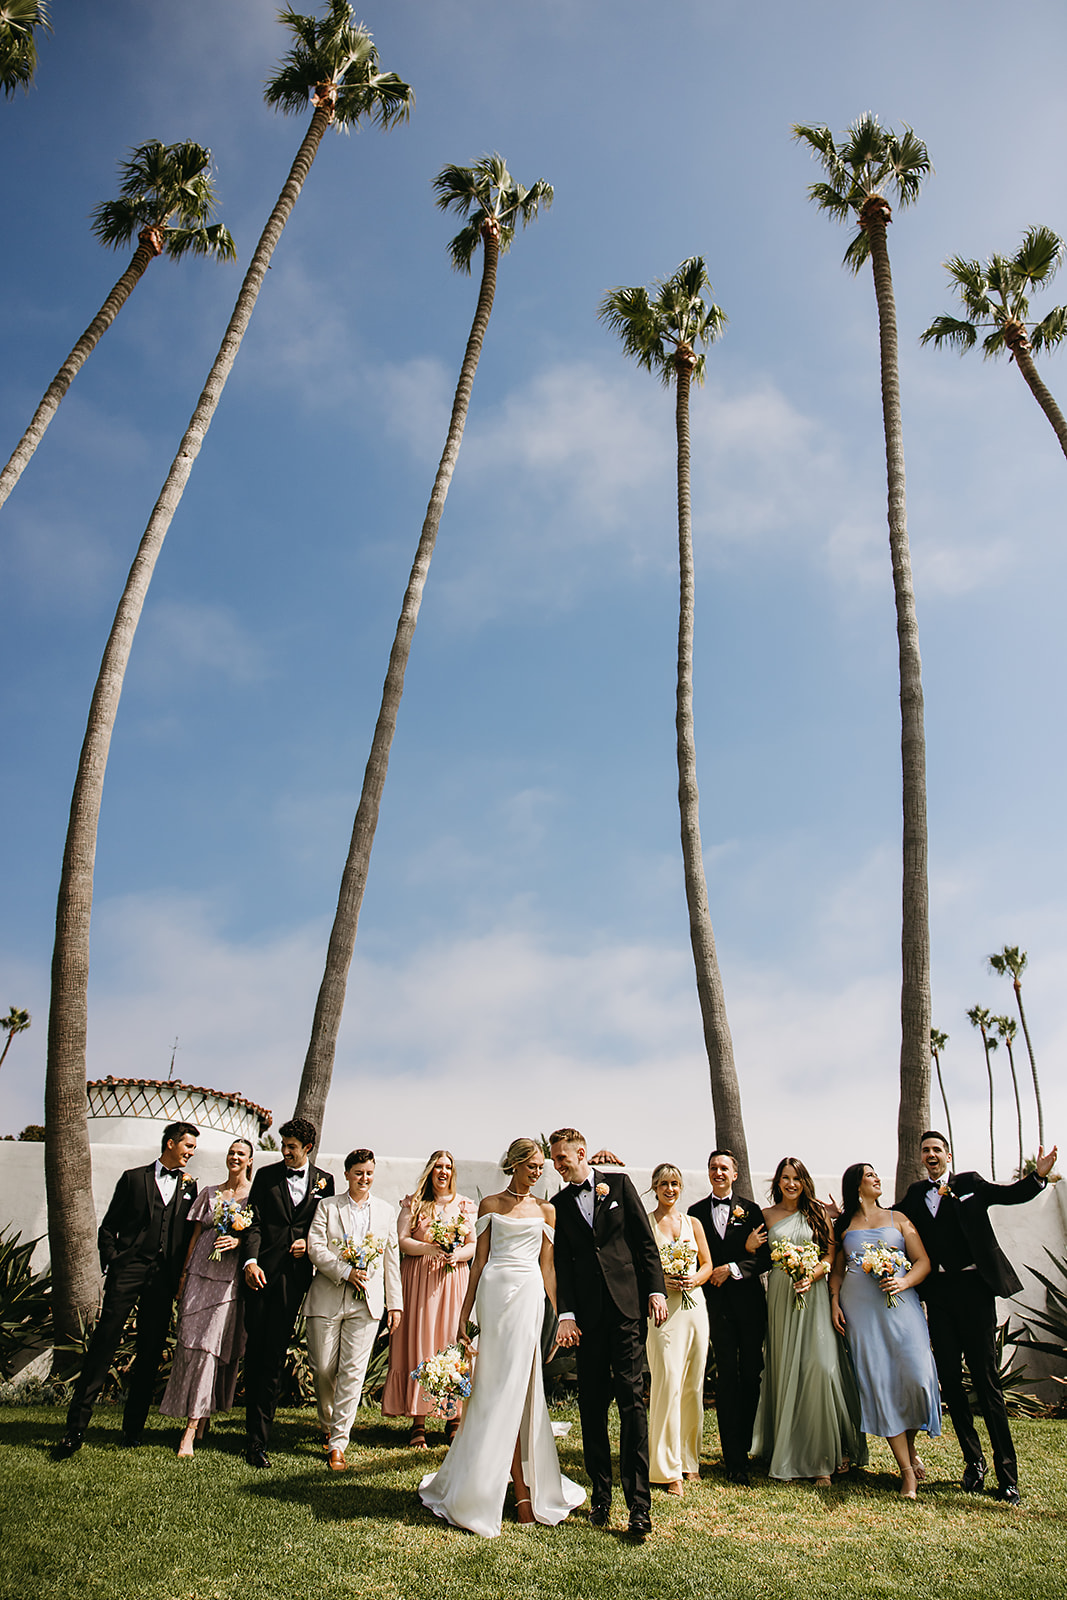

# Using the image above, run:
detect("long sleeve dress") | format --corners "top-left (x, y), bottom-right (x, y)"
top-left (159, 1185), bottom-right (247, 1419)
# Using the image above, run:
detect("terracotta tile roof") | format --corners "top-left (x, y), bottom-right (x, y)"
top-left (87, 1076), bottom-right (272, 1131)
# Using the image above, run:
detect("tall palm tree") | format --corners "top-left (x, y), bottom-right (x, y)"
top-left (0, 140), bottom-right (237, 513)
top-left (293, 155), bottom-right (552, 1137)
top-left (988, 944), bottom-right (1044, 1147)
top-left (794, 113), bottom-right (933, 1196)
top-left (929, 1026), bottom-right (954, 1158)
top-left (0, 1006), bottom-right (30, 1072)
top-left (0, 0), bottom-right (50, 96)
top-left (967, 1004), bottom-right (998, 1178)
top-left (991, 1014), bottom-right (1024, 1179)
top-left (598, 258), bottom-right (752, 1195)
top-left (44, 1), bottom-right (412, 1340)
top-left (921, 227), bottom-right (1067, 462)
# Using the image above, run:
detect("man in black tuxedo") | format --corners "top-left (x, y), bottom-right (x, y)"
top-left (897, 1129), bottom-right (1058, 1503)
top-left (56, 1121), bottom-right (200, 1456)
top-left (241, 1117), bottom-right (334, 1467)
top-left (550, 1129), bottom-right (667, 1541)
top-left (688, 1149), bottom-right (770, 1485)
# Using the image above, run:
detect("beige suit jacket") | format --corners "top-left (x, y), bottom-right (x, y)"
top-left (305, 1193), bottom-right (402, 1321)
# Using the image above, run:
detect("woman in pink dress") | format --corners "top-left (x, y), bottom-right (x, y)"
top-left (381, 1149), bottom-right (477, 1447)
top-left (159, 1139), bottom-right (253, 1455)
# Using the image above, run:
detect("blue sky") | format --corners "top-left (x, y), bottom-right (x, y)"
top-left (2, 0), bottom-right (1065, 1184)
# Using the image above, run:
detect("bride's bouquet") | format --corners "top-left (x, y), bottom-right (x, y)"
top-left (333, 1233), bottom-right (386, 1299)
top-left (853, 1242), bottom-right (910, 1307)
top-left (770, 1237), bottom-right (822, 1309)
top-left (411, 1342), bottom-right (472, 1419)
top-left (428, 1213), bottom-right (470, 1272)
top-left (659, 1239), bottom-right (698, 1309)
top-left (208, 1193), bottom-right (254, 1261)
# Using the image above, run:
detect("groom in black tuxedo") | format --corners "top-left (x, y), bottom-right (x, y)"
top-left (56, 1121), bottom-right (200, 1456)
top-left (550, 1129), bottom-right (667, 1541)
top-left (241, 1117), bottom-right (334, 1467)
top-left (897, 1129), bottom-right (1058, 1503)
top-left (689, 1149), bottom-right (770, 1485)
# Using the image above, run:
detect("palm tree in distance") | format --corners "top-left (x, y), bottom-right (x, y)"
top-left (0, 0), bottom-right (50, 95)
top-left (967, 1004), bottom-right (998, 1178)
top-left (598, 258), bottom-right (752, 1196)
top-left (921, 227), bottom-right (1067, 462)
top-left (988, 944), bottom-right (1044, 1148)
top-left (0, 1006), bottom-right (31, 1072)
top-left (991, 1014), bottom-right (1024, 1179)
top-left (293, 154), bottom-right (552, 1137)
top-left (794, 113), bottom-right (933, 1196)
top-left (44, 1), bottom-right (412, 1340)
top-left (929, 1027), bottom-right (954, 1158)
top-left (0, 140), bottom-right (237, 513)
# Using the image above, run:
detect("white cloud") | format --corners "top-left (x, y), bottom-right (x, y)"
top-left (137, 599), bottom-right (269, 687)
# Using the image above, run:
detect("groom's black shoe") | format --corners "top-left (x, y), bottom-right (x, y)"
top-left (961, 1459), bottom-right (987, 1493)
top-left (589, 1502), bottom-right (610, 1528)
top-left (993, 1484), bottom-right (1021, 1505)
top-left (245, 1446), bottom-right (271, 1469)
top-left (53, 1431), bottom-right (83, 1460)
top-left (626, 1511), bottom-right (652, 1543)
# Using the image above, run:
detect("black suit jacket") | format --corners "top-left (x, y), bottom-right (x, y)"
top-left (97, 1162), bottom-right (198, 1285)
top-left (553, 1170), bottom-right (666, 1325)
top-left (896, 1170), bottom-right (1045, 1299)
top-left (688, 1193), bottom-right (769, 1312)
top-left (242, 1161), bottom-right (335, 1290)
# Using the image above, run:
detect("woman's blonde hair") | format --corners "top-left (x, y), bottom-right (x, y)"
top-left (501, 1137), bottom-right (542, 1175)
top-left (650, 1162), bottom-right (682, 1193)
top-left (410, 1149), bottom-right (456, 1229)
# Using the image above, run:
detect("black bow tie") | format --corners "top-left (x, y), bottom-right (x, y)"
top-left (927, 1177), bottom-right (943, 1189)
top-left (158, 1167), bottom-right (178, 1182)
top-left (288, 1169), bottom-right (308, 1181)
top-left (571, 1179), bottom-right (592, 1193)
top-left (711, 1195), bottom-right (732, 1208)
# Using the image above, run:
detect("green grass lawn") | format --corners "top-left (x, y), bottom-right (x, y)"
top-left (0, 1404), bottom-right (1062, 1600)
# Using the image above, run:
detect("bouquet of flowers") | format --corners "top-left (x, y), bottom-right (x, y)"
top-left (333, 1233), bottom-right (386, 1299)
top-left (428, 1213), bottom-right (470, 1272)
top-left (770, 1237), bottom-right (822, 1309)
top-left (853, 1242), bottom-right (910, 1307)
top-left (659, 1239), bottom-right (698, 1309)
top-left (411, 1342), bottom-right (472, 1419)
top-left (208, 1192), bottom-right (253, 1261)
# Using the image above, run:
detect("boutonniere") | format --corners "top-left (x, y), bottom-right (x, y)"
top-left (936, 1182), bottom-right (951, 1198)
top-left (595, 1183), bottom-right (610, 1199)
top-left (314, 1176), bottom-right (327, 1192)
top-left (732, 1204), bottom-right (745, 1220)
top-left (180, 1176), bottom-right (196, 1197)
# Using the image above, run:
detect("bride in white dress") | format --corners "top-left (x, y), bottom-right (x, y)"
top-left (418, 1137), bottom-right (586, 1537)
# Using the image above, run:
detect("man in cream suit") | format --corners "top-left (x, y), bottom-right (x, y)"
top-left (306, 1147), bottom-right (402, 1471)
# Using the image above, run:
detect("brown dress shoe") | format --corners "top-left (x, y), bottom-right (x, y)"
top-left (328, 1448), bottom-right (348, 1472)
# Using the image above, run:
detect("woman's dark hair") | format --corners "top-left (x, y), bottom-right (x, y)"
top-left (833, 1163), bottom-right (869, 1246)
top-left (230, 1137), bottom-right (254, 1180)
top-left (769, 1155), bottom-right (830, 1259)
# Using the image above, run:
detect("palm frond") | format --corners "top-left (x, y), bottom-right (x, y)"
top-left (599, 257), bottom-right (725, 388)
top-left (1030, 304), bottom-right (1067, 353)
top-left (89, 140), bottom-right (229, 253)
top-left (436, 155), bottom-right (551, 274)
top-left (161, 222), bottom-right (238, 262)
top-left (919, 314), bottom-right (979, 353)
top-left (445, 216), bottom-right (483, 276)
top-left (884, 124), bottom-right (932, 207)
top-left (0, 0), bottom-right (50, 96)
top-left (1013, 224), bottom-right (1064, 289)
top-left (842, 227), bottom-right (871, 275)
top-left (264, 1), bottom-right (411, 125)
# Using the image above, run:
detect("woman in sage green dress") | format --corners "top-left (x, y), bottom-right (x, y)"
top-left (751, 1157), bottom-right (866, 1484)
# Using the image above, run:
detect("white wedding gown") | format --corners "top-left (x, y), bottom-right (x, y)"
top-left (418, 1213), bottom-right (586, 1537)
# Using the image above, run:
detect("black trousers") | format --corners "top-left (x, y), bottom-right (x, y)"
top-left (243, 1275), bottom-right (306, 1450)
top-left (65, 1258), bottom-right (175, 1437)
top-left (708, 1293), bottom-right (766, 1470)
top-left (574, 1308), bottom-right (650, 1515)
top-left (924, 1272), bottom-right (1017, 1487)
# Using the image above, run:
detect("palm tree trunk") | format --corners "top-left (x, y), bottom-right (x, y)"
top-left (673, 354), bottom-right (752, 1199)
top-left (0, 229), bottom-right (163, 512)
top-left (864, 202), bottom-right (932, 1197)
top-left (932, 1047), bottom-right (955, 1158)
top-left (1011, 341), bottom-right (1067, 463)
top-left (45, 107), bottom-right (334, 1340)
top-left (1012, 977), bottom-right (1045, 1148)
top-left (980, 1028), bottom-right (996, 1179)
top-left (293, 224), bottom-right (501, 1136)
top-left (1004, 1037), bottom-right (1023, 1178)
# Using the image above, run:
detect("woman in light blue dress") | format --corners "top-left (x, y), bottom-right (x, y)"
top-left (830, 1163), bottom-right (940, 1499)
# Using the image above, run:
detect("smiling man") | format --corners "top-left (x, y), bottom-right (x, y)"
top-left (896, 1130), bottom-right (1059, 1504)
top-left (241, 1117), bottom-right (334, 1467)
top-left (56, 1121), bottom-right (200, 1458)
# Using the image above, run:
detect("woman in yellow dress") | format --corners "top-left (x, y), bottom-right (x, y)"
top-left (646, 1163), bottom-right (713, 1494)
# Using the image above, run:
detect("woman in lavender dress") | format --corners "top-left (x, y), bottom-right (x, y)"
top-left (159, 1139), bottom-right (253, 1455)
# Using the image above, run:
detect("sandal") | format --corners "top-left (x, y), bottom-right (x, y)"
top-left (444, 1418), bottom-right (460, 1445)
top-left (408, 1420), bottom-right (427, 1450)
top-left (515, 1496), bottom-right (536, 1525)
